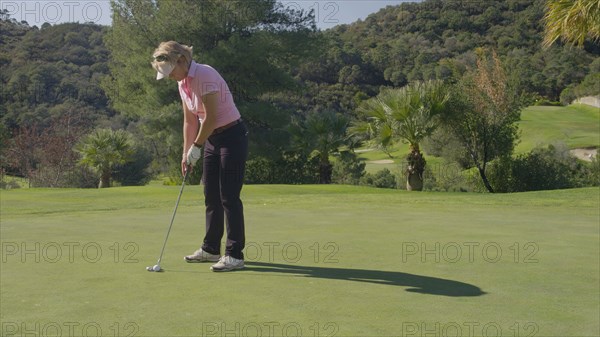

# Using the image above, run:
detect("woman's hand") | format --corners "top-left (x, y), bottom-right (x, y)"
top-left (186, 143), bottom-right (202, 166)
top-left (181, 156), bottom-right (191, 177)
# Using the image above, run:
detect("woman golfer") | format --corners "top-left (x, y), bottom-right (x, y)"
top-left (151, 41), bottom-right (248, 272)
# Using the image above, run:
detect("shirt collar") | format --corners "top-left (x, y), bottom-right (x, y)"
top-left (186, 61), bottom-right (197, 78)
top-left (178, 61), bottom-right (197, 84)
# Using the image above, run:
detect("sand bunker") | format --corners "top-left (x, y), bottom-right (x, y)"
top-left (570, 148), bottom-right (597, 162)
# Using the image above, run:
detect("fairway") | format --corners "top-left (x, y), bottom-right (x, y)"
top-left (1, 185), bottom-right (599, 336)
top-left (516, 104), bottom-right (600, 153)
top-left (361, 104), bottom-right (600, 175)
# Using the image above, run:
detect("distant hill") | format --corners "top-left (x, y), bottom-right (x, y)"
top-left (293, 0), bottom-right (599, 116)
top-left (0, 18), bottom-right (111, 132)
top-left (1, 1), bottom-right (598, 184)
top-left (2, 1), bottom-right (597, 130)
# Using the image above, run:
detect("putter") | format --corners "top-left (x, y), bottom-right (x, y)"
top-left (147, 166), bottom-right (191, 272)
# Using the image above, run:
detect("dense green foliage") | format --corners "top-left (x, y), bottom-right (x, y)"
top-left (438, 50), bottom-right (524, 192)
top-left (103, 0), bottom-right (319, 175)
top-left (486, 144), bottom-right (599, 192)
top-left (245, 151), bottom-right (319, 184)
top-left (352, 80), bottom-right (450, 190)
top-left (331, 150), bottom-right (366, 185)
top-left (290, 111), bottom-right (349, 183)
top-left (75, 128), bottom-right (135, 188)
top-left (0, 13), bottom-right (119, 186)
top-left (0, 18), bottom-right (111, 130)
top-left (360, 168), bottom-right (398, 189)
top-left (300, 0), bottom-right (598, 116)
top-left (1, 0), bottom-right (598, 188)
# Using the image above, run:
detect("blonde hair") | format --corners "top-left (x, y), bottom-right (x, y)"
top-left (151, 41), bottom-right (193, 66)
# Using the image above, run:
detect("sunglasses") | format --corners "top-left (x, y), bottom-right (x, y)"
top-left (153, 54), bottom-right (170, 62)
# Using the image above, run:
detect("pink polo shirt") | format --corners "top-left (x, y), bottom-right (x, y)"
top-left (178, 61), bottom-right (241, 127)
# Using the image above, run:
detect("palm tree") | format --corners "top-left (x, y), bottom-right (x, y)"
top-left (76, 129), bottom-right (134, 188)
top-left (353, 80), bottom-right (449, 191)
top-left (291, 111), bottom-right (349, 184)
top-left (543, 0), bottom-right (600, 48)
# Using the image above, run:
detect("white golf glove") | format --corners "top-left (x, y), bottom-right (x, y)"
top-left (186, 143), bottom-right (202, 166)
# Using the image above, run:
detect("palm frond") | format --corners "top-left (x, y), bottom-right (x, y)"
top-left (543, 0), bottom-right (600, 48)
top-left (354, 80), bottom-right (450, 153)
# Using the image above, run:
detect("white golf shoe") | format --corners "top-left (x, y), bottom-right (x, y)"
top-left (184, 248), bottom-right (220, 263)
top-left (210, 255), bottom-right (244, 272)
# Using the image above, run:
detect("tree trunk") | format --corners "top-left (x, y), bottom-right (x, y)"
top-left (319, 163), bottom-right (332, 184)
top-left (406, 145), bottom-right (426, 191)
top-left (99, 172), bottom-right (110, 188)
top-left (406, 172), bottom-right (423, 191)
top-left (478, 166), bottom-right (494, 193)
top-left (319, 153), bottom-right (332, 184)
top-left (468, 147), bottom-right (494, 193)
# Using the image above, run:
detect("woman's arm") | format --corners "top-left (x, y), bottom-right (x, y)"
top-left (193, 92), bottom-right (219, 146)
top-left (182, 92), bottom-right (220, 174)
top-left (182, 101), bottom-right (199, 174)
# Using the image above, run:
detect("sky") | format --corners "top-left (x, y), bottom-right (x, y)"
top-left (1, 1), bottom-right (417, 30)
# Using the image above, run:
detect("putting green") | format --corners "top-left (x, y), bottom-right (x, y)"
top-left (1, 185), bottom-right (598, 336)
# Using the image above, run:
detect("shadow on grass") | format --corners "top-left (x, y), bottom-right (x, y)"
top-left (245, 262), bottom-right (486, 297)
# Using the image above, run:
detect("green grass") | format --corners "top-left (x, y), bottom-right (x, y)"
top-left (356, 144), bottom-right (447, 175)
top-left (355, 143), bottom-right (407, 174)
top-left (360, 104), bottom-right (599, 175)
top-left (516, 104), bottom-right (600, 153)
top-left (1, 185), bottom-right (599, 336)
top-left (0, 175), bottom-right (29, 189)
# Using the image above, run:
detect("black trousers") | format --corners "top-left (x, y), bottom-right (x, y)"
top-left (201, 122), bottom-right (248, 260)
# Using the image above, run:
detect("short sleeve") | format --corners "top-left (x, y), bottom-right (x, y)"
top-left (194, 66), bottom-right (221, 97)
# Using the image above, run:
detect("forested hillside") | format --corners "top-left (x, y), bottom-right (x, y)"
top-left (0, 18), bottom-right (111, 130)
top-left (0, 13), bottom-right (114, 186)
top-left (293, 0), bottom-right (598, 117)
top-left (0, 0), bottom-right (598, 188)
